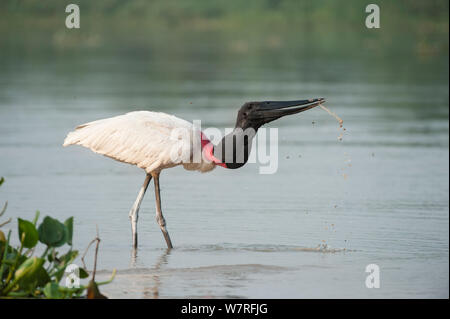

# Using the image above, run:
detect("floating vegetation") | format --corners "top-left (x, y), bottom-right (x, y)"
top-left (0, 177), bottom-right (115, 299)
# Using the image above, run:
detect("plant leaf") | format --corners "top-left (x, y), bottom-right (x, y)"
top-left (43, 282), bottom-right (63, 299)
top-left (38, 216), bottom-right (68, 247)
top-left (35, 265), bottom-right (51, 287)
top-left (18, 218), bottom-right (39, 248)
top-left (13, 256), bottom-right (46, 293)
top-left (64, 217), bottom-right (74, 246)
top-left (79, 267), bottom-right (89, 279)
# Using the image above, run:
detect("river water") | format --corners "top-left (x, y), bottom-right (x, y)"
top-left (0, 33), bottom-right (448, 298)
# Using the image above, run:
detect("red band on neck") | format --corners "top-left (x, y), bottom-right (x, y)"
top-left (201, 132), bottom-right (227, 168)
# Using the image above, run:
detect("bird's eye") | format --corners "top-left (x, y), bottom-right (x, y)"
top-left (243, 112), bottom-right (248, 116)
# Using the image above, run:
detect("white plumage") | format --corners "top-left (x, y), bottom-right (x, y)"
top-left (63, 111), bottom-right (215, 174)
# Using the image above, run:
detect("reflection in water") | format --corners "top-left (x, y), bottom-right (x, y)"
top-left (130, 248), bottom-right (171, 299)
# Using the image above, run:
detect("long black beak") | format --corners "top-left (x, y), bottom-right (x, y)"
top-left (251, 98), bottom-right (325, 122)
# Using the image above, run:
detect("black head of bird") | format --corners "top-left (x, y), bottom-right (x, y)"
top-left (215, 98), bottom-right (325, 169)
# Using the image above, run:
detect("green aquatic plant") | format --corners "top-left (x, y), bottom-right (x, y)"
top-left (0, 177), bottom-right (115, 298)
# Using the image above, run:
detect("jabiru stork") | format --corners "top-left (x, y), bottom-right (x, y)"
top-left (63, 98), bottom-right (325, 249)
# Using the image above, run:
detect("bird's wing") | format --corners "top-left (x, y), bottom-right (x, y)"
top-left (63, 111), bottom-right (198, 173)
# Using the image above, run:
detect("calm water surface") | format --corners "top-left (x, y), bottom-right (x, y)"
top-left (0, 47), bottom-right (448, 298)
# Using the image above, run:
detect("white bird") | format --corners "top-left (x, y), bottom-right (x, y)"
top-left (63, 98), bottom-right (324, 249)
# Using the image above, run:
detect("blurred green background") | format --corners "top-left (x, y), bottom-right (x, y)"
top-left (1, 0), bottom-right (448, 68)
top-left (1, 0), bottom-right (448, 55)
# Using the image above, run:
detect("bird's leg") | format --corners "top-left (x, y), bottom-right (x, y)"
top-left (152, 172), bottom-right (173, 249)
top-left (129, 174), bottom-right (152, 249)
